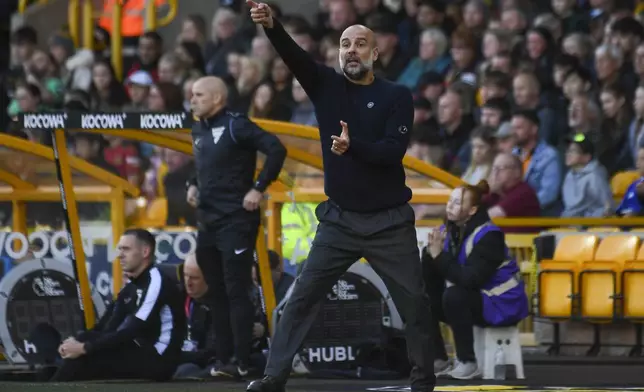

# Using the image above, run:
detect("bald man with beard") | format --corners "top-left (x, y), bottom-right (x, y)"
top-left (248, 2), bottom-right (435, 391)
top-left (186, 75), bottom-right (286, 378)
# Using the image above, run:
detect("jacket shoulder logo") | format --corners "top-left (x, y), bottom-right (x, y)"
top-left (136, 289), bottom-right (143, 306)
top-left (212, 127), bottom-right (225, 144)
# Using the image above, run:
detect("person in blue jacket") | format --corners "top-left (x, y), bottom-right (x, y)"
top-left (422, 180), bottom-right (529, 380)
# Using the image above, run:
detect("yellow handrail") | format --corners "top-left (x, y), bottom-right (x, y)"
top-left (81, 0), bottom-right (93, 50)
top-left (18, 0), bottom-right (48, 13)
top-left (145, 0), bottom-right (178, 31)
top-left (68, 0), bottom-right (80, 47)
top-left (111, 0), bottom-right (123, 81)
top-left (156, 0), bottom-right (178, 27)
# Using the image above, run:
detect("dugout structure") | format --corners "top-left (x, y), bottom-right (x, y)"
top-left (15, 111), bottom-right (463, 332)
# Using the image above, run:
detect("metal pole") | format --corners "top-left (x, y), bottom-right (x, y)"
top-left (51, 128), bottom-right (96, 329)
top-left (82, 0), bottom-right (94, 50)
top-left (111, 0), bottom-right (123, 81)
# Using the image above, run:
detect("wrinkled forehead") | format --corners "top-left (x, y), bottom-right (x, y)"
top-left (340, 26), bottom-right (372, 46)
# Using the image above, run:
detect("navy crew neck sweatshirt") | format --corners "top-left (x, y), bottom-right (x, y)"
top-left (264, 20), bottom-right (414, 213)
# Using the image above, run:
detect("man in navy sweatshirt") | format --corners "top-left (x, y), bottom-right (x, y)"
top-left (247, 2), bottom-right (436, 392)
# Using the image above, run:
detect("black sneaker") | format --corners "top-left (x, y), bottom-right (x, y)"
top-left (247, 375), bottom-right (286, 392)
top-left (213, 362), bottom-right (249, 379)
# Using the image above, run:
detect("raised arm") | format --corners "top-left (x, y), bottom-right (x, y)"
top-left (248, 1), bottom-right (323, 97)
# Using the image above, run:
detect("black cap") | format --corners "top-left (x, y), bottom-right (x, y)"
top-left (566, 133), bottom-right (594, 156)
top-left (365, 12), bottom-right (398, 35)
top-left (413, 96), bottom-right (432, 110)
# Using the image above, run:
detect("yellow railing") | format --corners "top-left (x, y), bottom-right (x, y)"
top-left (18, 0), bottom-right (48, 13)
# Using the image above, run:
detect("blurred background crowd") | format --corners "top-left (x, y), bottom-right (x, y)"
top-left (2, 0), bottom-right (644, 229)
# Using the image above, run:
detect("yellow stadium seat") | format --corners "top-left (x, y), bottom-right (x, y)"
top-left (579, 235), bottom-right (640, 320)
top-left (622, 244), bottom-right (644, 319)
top-left (611, 170), bottom-right (640, 200)
top-left (537, 234), bottom-right (599, 319)
top-left (586, 226), bottom-right (622, 233)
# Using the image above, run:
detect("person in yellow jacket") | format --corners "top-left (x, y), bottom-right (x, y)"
top-left (280, 202), bottom-right (317, 275)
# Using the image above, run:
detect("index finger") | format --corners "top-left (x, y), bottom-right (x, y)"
top-left (246, 0), bottom-right (259, 8)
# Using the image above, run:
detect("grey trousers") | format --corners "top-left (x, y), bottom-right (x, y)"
top-left (265, 201), bottom-right (436, 390)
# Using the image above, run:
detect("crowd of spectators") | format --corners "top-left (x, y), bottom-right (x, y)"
top-left (2, 0), bottom-right (644, 229)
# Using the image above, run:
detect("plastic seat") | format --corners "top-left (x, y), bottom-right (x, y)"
top-left (579, 235), bottom-right (640, 320)
top-left (537, 235), bottom-right (599, 319)
top-left (611, 170), bottom-right (640, 200)
top-left (473, 326), bottom-right (525, 380)
top-left (623, 244), bottom-right (644, 319)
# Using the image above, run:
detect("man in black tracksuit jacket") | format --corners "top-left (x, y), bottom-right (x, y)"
top-left (42, 229), bottom-right (186, 382)
top-left (187, 76), bottom-right (286, 377)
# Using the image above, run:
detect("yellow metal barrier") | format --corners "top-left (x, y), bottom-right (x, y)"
top-left (68, 0), bottom-right (80, 48)
top-left (146, 0), bottom-right (178, 31)
top-left (81, 0), bottom-right (93, 50)
top-left (52, 129), bottom-right (96, 328)
top-left (18, 0), bottom-right (48, 13)
top-left (111, 0), bottom-right (123, 81)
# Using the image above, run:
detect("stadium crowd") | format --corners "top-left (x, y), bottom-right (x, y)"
top-left (2, 0), bottom-right (644, 227)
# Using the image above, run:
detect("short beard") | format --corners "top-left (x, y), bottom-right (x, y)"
top-left (342, 64), bottom-right (370, 81)
top-left (340, 55), bottom-right (373, 81)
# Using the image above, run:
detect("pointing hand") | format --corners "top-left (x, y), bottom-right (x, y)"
top-left (331, 121), bottom-right (350, 155)
top-left (247, 1), bottom-right (274, 29)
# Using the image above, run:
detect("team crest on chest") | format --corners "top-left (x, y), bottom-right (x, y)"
top-left (212, 126), bottom-right (225, 144)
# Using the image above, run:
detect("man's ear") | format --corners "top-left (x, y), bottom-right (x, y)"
top-left (143, 245), bottom-right (152, 260)
top-left (213, 92), bottom-right (224, 106)
top-left (372, 46), bottom-right (379, 62)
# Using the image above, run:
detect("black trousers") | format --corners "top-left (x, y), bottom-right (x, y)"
top-left (265, 201), bottom-right (436, 390)
top-left (196, 217), bottom-right (258, 365)
top-left (43, 329), bottom-right (175, 381)
top-left (424, 261), bottom-right (485, 363)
